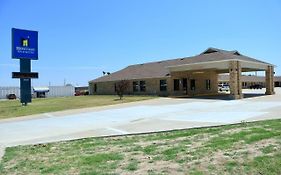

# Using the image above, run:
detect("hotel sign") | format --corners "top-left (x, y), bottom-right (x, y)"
top-left (11, 28), bottom-right (39, 105)
top-left (12, 72), bottom-right (39, 79)
top-left (12, 28), bottom-right (38, 60)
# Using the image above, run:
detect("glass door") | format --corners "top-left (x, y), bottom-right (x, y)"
top-left (182, 78), bottom-right (187, 95)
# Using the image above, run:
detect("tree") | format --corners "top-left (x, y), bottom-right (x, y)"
top-left (115, 80), bottom-right (129, 100)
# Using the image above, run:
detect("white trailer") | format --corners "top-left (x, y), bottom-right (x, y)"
top-left (46, 86), bottom-right (75, 97)
top-left (0, 86), bottom-right (75, 99)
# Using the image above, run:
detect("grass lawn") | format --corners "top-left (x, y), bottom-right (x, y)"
top-left (1, 119), bottom-right (281, 174)
top-left (0, 95), bottom-right (156, 120)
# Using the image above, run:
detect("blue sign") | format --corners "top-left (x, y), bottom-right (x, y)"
top-left (12, 28), bottom-right (38, 60)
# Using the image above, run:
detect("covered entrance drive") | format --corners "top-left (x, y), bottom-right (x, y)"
top-left (167, 49), bottom-right (275, 99)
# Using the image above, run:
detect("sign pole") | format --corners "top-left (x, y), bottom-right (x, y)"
top-left (20, 59), bottom-right (32, 105)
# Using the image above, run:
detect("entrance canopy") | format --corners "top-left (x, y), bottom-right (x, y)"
top-left (166, 48), bottom-right (275, 99)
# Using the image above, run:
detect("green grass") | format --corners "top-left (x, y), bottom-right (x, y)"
top-left (0, 95), bottom-right (156, 119)
top-left (261, 145), bottom-right (276, 154)
top-left (249, 153), bottom-right (281, 175)
top-left (143, 145), bottom-right (158, 154)
top-left (225, 161), bottom-right (239, 172)
top-left (162, 146), bottom-right (185, 160)
top-left (125, 159), bottom-right (139, 171)
top-left (204, 126), bottom-right (281, 151)
top-left (1, 119), bottom-right (281, 174)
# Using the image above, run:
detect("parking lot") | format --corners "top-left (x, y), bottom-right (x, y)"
top-left (0, 88), bottom-right (281, 148)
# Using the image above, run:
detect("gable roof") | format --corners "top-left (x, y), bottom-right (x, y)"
top-left (90, 48), bottom-right (272, 83)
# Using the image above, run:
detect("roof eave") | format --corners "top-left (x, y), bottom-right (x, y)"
top-left (166, 59), bottom-right (274, 69)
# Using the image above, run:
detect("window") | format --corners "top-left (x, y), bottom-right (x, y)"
top-left (206, 80), bottom-right (211, 90)
top-left (94, 84), bottom-right (97, 92)
top-left (242, 82), bottom-right (245, 87)
top-left (140, 81), bottom-right (146, 92)
top-left (174, 79), bottom-right (180, 91)
top-left (133, 81), bottom-right (139, 92)
top-left (160, 80), bottom-right (167, 91)
top-left (190, 79), bottom-right (195, 90)
top-left (114, 83), bottom-right (117, 92)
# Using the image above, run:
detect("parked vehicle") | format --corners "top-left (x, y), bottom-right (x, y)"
top-left (218, 84), bottom-right (230, 92)
top-left (6, 94), bottom-right (16, 100)
top-left (249, 84), bottom-right (263, 89)
top-left (75, 90), bottom-right (89, 96)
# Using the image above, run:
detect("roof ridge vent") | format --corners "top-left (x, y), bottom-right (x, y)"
top-left (233, 51), bottom-right (241, 56)
top-left (201, 48), bottom-right (219, 55)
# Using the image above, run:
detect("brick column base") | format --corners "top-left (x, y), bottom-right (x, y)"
top-left (229, 61), bottom-right (243, 99)
top-left (265, 66), bottom-right (275, 95)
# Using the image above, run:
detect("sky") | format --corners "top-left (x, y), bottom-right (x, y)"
top-left (0, 0), bottom-right (281, 87)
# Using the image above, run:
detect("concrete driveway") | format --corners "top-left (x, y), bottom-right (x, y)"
top-left (1, 88), bottom-right (281, 149)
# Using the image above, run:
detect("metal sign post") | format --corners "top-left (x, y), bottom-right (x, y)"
top-left (20, 59), bottom-right (32, 105)
top-left (11, 28), bottom-right (39, 106)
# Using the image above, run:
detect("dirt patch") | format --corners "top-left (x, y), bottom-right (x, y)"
top-left (183, 138), bottom-right (280, 173)
top-left (220, 126), bottom-right (248, 135)
top-left (136, 160), bottom-right (181, 175)
top-left (81, 126), bottom-right (281, 174)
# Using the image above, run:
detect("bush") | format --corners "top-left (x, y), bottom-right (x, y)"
top-left (115, 80), bottom-right (129, 100)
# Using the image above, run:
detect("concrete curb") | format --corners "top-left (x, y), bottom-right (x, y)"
top-left (0, 145), bottom-right (5, 162)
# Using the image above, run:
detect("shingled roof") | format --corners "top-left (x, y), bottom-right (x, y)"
top-left (90, 48), bottom-right (272, 83)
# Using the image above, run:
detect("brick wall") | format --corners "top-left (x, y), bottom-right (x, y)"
top-left (89, 70), bottom-right (218, 97)
top-left (89, 78), bottom-right (170, 96)
top-left (169, 70), bottom-right (218, 96)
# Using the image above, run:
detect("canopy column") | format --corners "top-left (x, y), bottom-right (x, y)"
top-left (229, 61), bottom-right (243, 99)
top-left (265, 65), bottom-right (275, 95)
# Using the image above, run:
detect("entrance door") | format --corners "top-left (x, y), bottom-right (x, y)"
top-left (190, 79), bottom-right (196, 91)
top-left (182, 78), bottom-right (187, 95)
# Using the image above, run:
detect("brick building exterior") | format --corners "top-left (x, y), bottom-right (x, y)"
top-left (89, 48), bottom-right (275, 99)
